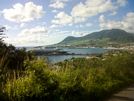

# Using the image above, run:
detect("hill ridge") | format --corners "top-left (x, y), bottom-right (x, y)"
top-left (57, 29), bottom-right (134, 47)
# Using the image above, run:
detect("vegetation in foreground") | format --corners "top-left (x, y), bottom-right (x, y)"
top-left (1, 27), bottom-right (134, 101)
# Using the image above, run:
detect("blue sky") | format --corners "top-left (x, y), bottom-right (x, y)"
top-left (0, 0), bottom-right (134, 46)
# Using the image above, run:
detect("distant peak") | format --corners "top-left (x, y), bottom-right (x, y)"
top-left (57, 29), bottom-right (134, 45)
top-left (102, 29), bottom-right (127, 33)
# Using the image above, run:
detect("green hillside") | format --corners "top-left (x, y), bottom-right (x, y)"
top-left (58, 29), bottom-right (134, 47)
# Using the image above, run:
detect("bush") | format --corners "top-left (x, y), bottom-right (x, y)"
top-left (1, 51), bottom-right (134, 101)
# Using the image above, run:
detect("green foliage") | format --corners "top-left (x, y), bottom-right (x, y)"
top-left (1, 27), bottom-right (134, 100)
top-left (1, 47), bottom-right (134, 101)
top-left (5, 74), bottom-right (43, 100)
top-left (0, 28), bottom-right (36, 100)
top-left (55, 51), bottom-right (134, 101)
top-left (58, 29), bottom-right (134, 47)
top-left (4, 59), bottom-right (59, 101)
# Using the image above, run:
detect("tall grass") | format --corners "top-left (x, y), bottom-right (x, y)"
top-left (0, 51), bottom-right (134, 101)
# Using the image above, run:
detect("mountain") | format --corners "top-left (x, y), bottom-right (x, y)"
top-left (57, 29), bottom-right (134, 47)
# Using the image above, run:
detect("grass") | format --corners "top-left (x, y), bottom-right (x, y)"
top-left (0, 51), bottom-right (134, 101)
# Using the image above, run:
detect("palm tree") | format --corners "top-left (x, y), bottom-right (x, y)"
top-left (0, 26), bottom-right (7, 69)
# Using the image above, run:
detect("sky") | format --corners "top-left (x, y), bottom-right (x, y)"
top-left (0, 0), bottom-right (134, 46)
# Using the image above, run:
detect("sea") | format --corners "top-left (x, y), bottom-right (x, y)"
top-left (39, 47), bottom-right (108, 63)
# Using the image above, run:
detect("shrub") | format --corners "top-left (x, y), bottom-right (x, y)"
top-left (1, 51), bottom-right (134, 101)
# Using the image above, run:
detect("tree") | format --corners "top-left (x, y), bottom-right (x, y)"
top-left (0, 26), bottom-right (7, 68)
top-left (0, 27), bottom-right (6, 41)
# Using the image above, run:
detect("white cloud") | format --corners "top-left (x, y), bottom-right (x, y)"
top-left (52, 9), bottom-right (58, 13)
top-left (52, 12), bottom-right (73, 25)
top-left (0, 11), bottom-right (2, 17)
top-left (85, 23), bottom-right (92, 27)
top-left (20, 23), bottom-right (26, 28)
top-left (50, 24), bottom-right (59, 28)
top-left (52, 0), bottom-right (128, 26)
top-left (5, 27), bottom-right (69, 46)
top-left (49, 0), bottom-right (68, 9)
top-left (71, 31), bottom-right (89, 37)
top-left (75, 23), bottom-right (92, 29)
top-left (52, 11), bottom-right (94, 27)
top-left (52, 12), bottom-right (86, 26)
top-left (18, 26), bottom-right (48, 37)
top-left (4, 25), bottom-right (11, 30)
top-left (50, 1), bottom-right (64, 9)
top-left (99, 12), bottom-right (134, 33)
top-left (2, 2), bottom-right (44, 23)
top-left (71, 0), bottom-right (127, 23)
top-left (6, 26), bottom-right (48, 46)
top-left (73, 17), bottom-right (87, 24)
top-left (117, 0), bottom-right (127, 6)
top-left (79, 24), bottom-right (84, 28)
top-left (110, 11), bottom-right (117, 16)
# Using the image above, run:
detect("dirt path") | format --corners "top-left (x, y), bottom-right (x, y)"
top-left (107, 85), bottom-right (134, 101)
